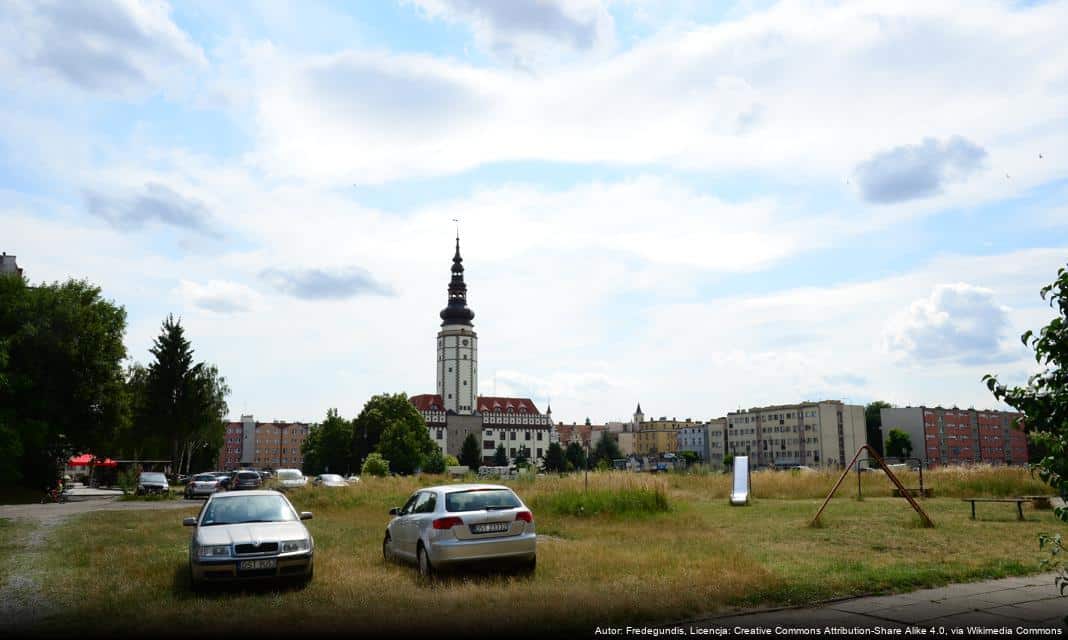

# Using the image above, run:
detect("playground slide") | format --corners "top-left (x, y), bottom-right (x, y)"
top-left (730, 455), bottom-right (750, 506)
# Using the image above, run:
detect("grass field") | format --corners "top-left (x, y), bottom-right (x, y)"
top-left (12, 468), bottom-right (1062, 636)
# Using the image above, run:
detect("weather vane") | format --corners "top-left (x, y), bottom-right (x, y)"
top-left (452, 217), bottom-right (460, 239)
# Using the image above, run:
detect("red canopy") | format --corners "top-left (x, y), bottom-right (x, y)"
top-left (67, 454), bottom-right (118, 467)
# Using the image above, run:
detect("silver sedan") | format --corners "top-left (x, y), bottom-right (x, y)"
top-left (184, 490), bottom-right (314, 587)
top-left (382, 484), bottom-right (536, 577)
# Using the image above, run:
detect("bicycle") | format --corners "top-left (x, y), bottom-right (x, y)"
top-left (40, 484), bottom-right (69, 504)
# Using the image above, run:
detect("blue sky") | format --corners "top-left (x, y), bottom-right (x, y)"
top-left (2, 0), bottom-right (1067, 424)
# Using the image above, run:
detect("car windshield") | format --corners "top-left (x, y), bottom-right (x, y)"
top-left (320, 475), bottom-right (343, 482)
top-left (200, 495), bottom-right (296, 526)
top-left (445, 489), bottom-right (521, 513)
top-left (277, 470), bottom-right (302, 480)
top-left (194, 474), bottom-right (217, 482)
top-left (141, 472), bottom-right (166, 483)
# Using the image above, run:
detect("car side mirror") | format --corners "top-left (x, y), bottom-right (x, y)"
top-left (183, 517), bottom-right (197, 527)
top-left (389, 507), bottom-right (399, 516)
top-left (300, 511), bottom-right (313, 520)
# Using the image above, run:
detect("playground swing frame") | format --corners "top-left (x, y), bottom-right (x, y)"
top-left (810, 445), bottom-right (935, 528)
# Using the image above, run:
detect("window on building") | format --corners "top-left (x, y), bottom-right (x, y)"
top-left (483, 440), bottom-right (495, 450)
top-left (537, 432), bottom-right (543, 441)
top-left (525, 432), bottom-right (531, 440)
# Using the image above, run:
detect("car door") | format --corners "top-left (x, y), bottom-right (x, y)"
top-left (409, 491), bottom-right (438, 551)
top-left (392, 493), bottom-right (422, 560)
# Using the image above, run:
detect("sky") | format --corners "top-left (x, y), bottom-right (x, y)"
top-left (2, 0), bottom-right (1067, 425)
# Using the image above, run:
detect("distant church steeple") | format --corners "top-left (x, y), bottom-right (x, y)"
top-left (436, 234), bottom-right (478, 414)
top-left (440, 234), bottom-right (475, 327)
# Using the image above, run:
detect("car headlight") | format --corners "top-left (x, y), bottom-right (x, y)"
top-left (281, 539), bottom-right (309, 553)
top-left (197, 545), bottom-right (231, 558)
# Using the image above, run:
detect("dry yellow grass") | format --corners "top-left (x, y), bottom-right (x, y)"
top-left (22, 467), bottom-right (1063, 637)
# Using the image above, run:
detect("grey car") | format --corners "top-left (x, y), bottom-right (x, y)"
top-left (184, 490), bottom-right (314, 586)
top-left (185, 473), bottom-right (221, 498)
top-left (382, 484), bottom-right (536, 577)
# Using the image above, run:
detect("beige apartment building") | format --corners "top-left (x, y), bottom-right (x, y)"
top-left (725, 401), bottom-right (866, 469)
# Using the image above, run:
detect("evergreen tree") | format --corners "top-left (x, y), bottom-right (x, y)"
top-left (459, 433), bottom-right (481, 470)
top-left (301, 408), bottom-right (353, 475)
top-left (884, 428), bottom-right (913, 459)
top-left (494, 444), bottom-right (508, 466)
top-left (543, 442), bottom-right (566, 473)
top-left (589, 431), bottom-right (622, 468)
top-left (565, 442), bottom-right (587, 471)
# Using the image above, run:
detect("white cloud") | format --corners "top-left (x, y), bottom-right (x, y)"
top-left (177, 279), bottom-right (262, 314)
top-left (246, 1), bottom-right (1068, 190)
top-left (0, 0), bottom-right (206, 95)
top-left (409, 0), bottom-right (616, 65)
top-left (883, 283), bottom-right (1014, 365)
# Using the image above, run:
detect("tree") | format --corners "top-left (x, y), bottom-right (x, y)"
top-left (140, 315), bottom-right (229, 475)
top-left (543, 442), bottom-right (566, 473)
top-left (565, 442), bottom-right (587, 471)
top-left (301, 409), bottom-right (353, 475)
top-left (352, 393), bottom-right (424, 470)
top-left (494, 444), bottom-right (508, 466)
top-left (514, 447), bottom-right (530, 469)
top-left (723, 453), bottom-right (735, 470)
top-left (589, 431), bottom-right (622, 468)
top-left (376, 410), bottom-right (436, 475)
top-left (865, 401), bottom-right (892, 457)
top-left (985, 264), bottom-right (1068, 521)
top-left (422, 446), bottom-right (447, 474)
top-left (679, 450), bottom-right (700, 467)
top-left (361, 452), bottom-right (389, 477)
top-left (0, 276), bottom-right (130, 488)
top-left (459, 433), bottom-right (481, 471)
top-left (885, 428), bottom-right (913, 459)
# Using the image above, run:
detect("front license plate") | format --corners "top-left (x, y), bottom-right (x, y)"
top-left (471, 522), bottom-right (509, 534)
top-left (239, 559), bottom-right (277, 571)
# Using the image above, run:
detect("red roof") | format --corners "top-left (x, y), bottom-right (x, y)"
top-left (410, 394), bottom-right (445, 411)
top-left (409, 394), bottom-right (541, 415)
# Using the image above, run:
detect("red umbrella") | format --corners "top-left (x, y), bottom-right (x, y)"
top-left (69, 453), bottom-right (93, 466)
top-left (94, 457), bottom-right (118, 468)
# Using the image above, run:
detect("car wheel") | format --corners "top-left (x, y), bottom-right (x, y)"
top-left (520, 555), bottom-right (537, 575)
top-left (417, 544), bottom-right (434, 579)
top-left (382, 533), bottom-right (394, 563)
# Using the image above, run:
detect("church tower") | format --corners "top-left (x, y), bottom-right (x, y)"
top-left (437, 236), bottom-right (478, 414)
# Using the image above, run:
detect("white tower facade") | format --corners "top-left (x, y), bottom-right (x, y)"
top-left (436, 237), bottom-right (478, 414)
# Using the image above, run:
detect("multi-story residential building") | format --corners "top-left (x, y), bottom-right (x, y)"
top-left (726, 401), bottom-right (866, 469)
top-left (407, 236), bottom-right (552, 465)
top-left (635, 416), bottom-right (697, 455)
top-left (1, 253), bottom-right (23, 277)
top-left (218, 415), bottom-right (312, 471)
top-left (879, 406), bottom-right (1027, 467)
top-left (678, 418), bottom-right (727, 466)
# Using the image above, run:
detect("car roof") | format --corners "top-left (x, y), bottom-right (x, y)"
top-left (421, 483), bottom-right (512, 493)
top-left (209, 489), bottom-right (284, 498)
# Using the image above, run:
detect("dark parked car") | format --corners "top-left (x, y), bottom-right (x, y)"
top-left (212, 472), bottom-right (232, 490)
top-left (232, 470), bottom-right (263, 490)
top-left (137, 472), bottom-right (170, 496)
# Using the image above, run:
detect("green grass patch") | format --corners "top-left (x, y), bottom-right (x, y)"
top-left (18, 472), bottom-right (1066, 637)
top-left (0, 518), bottom-right (32, 585)
top-left (532, 486), bottom-right (670, 517)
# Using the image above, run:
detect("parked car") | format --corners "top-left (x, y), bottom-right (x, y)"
top-left (231, 470), bottom-right (263, 490)
top-left (275, 468), bottom-right (307, 490)
top-left (185, 473), bottom-right (221, 499)
top-left (137, 471), bottom-right (170, 496)
top-left (184, 490), bottom-right (314, 587)
top-left (382, 484), bottom-right (536, 577)
top-left (312, 474), bottom-right (348, 488)
top-left (213, 472), bottom-right (233, 490)
top-left (345, 474), bottom-right (360, 484)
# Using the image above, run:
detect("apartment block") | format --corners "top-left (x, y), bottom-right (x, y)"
top-left (726, 401), bottom-right (866, 469)
top-left (635, 417), bottom-right (697, 455)
top-left (879, 406), bottom-right (1027, 467)
top-left (218, 415), bottom-right (312, 471)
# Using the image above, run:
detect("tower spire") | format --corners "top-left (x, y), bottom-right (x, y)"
top-left (440, 234), bottom-right (474, 327)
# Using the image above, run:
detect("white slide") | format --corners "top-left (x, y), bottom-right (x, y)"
top-left (730, 456), bottom-right (750, 506)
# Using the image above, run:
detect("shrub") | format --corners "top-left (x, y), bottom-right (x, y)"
top-left (361, 453), bottom-right (390, 477)
top-left (117, 467), bottom-right (140, 495)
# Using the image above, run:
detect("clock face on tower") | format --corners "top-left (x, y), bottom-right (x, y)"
top-left (462, 338), bottom-right (469, 345)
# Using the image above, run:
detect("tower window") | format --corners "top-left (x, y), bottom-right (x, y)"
top-left (462, 355), bottom-right (467, 359)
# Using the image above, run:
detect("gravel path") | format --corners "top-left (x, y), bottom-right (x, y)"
top-left (0, 498), bottom-right (198, 632)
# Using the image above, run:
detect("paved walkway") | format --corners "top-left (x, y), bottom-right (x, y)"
top-left (687, 573), bottom-right (1066, 629)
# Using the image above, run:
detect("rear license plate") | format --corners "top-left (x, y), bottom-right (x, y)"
top-left (471, 522), bottom-right (509, 534)
top-left (239, 559), bottom-right (277, 571)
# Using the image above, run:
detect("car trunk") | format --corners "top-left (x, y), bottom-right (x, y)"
top-left (450, 508), bottom-right (527, 540)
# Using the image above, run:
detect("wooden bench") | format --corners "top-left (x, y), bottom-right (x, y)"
top-left (962, 497), bottom-right (1029, 521)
